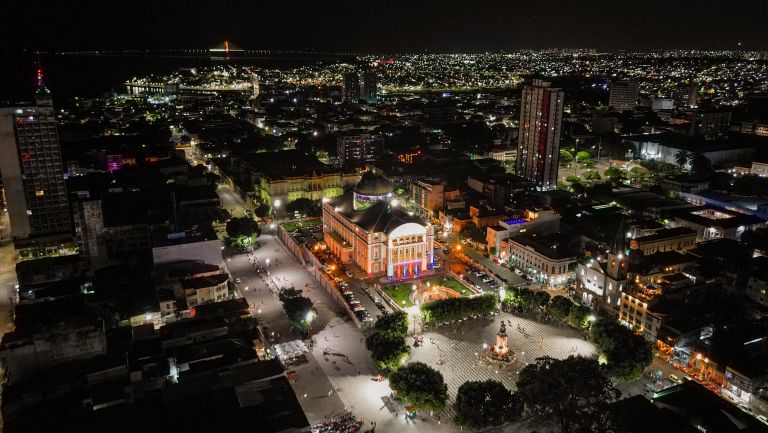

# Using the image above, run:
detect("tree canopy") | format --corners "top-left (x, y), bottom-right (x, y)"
top-left (421, 293), bottom-right (498, 323)
top-left (603, 166), bottom-right (627, 185)
top-left (285, 197), bottom-right (321, 217)
top-left (454, 380), bottom-right (523, 428)
top-left (459, 222), bottom-right (485, 243)
top-left (390, 362), bottom-right (449, 412)
top-left (548, 295), bottom-right (573, 321)
top-left (226, 216), bottom-right (260, 239)
top-left (365, 311), bottom-right (410, 371)
top-left (590, 320), bottom-right (653, 381)
top-left (517, 356), bottom-right (620, 433)
top-left (226, 217), bottom-right (261, 247)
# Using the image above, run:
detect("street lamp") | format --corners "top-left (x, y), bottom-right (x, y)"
top-left (588, 315), bottom-right (596, 322)
top-left (499, 288), bottom-right (507, 300)
top-left (305, 310), bottom-right (315, 323)
top-left (266, 258), bottom-right (271, 267)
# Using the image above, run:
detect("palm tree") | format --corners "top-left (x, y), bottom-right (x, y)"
top-left (675, 150), bottom-right (691, 169)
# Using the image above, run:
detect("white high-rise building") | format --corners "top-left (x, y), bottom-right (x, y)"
top-left (516, 79), bottom-right (564, 190)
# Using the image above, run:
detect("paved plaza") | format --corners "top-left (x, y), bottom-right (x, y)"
top-left (408, 312), bottom-right (598, 416)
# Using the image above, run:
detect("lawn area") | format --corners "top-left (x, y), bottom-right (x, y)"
top-left (281, 219), bottom-right (321, 233)
top-left (382, 276), bottom-right (474, 309)
top-left (383, 283), bottom-right (415, 308)
top-left (422, 276), bottom-right (475, 296)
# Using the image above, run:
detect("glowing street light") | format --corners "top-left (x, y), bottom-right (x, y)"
top-left (265, 258), bottom-right (271, 267)
top-left (274, 199), bottom-right (281, 209)
top-left (305, 310), bottom-right (315, 323)
top-left (498, 288), bottom-right (507, 300)
top-left (588, 315), bottom-right (597, 322)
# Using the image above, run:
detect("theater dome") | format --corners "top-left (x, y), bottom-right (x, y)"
top-left (353, 169), bottom-right (393, 210)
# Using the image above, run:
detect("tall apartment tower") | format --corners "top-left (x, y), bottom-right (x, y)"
top-left (608, 80), bottom-right (639, 112)
top-left (361, 70), bottom-right (378, 104)
top-left (516, 79), bottom-right (564, 191)
top-left (0, 62), bottom-right (71, 241)
top-left (342, 72), bottom-right (360, 102)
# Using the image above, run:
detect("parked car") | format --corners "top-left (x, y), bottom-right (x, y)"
top-left (432, 263), bottom-right (441, 268)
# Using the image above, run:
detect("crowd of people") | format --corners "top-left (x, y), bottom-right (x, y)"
top-left (312, 413), bottom-right (364, 433)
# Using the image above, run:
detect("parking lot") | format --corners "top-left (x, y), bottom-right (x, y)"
top-left (313, 251), bottom-right (390, 324)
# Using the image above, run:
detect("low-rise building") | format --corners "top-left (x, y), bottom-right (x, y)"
top-left (486, 209), bottom-right (560, 256)
top-left (152, 226), bottom-right (225, 270)
top-left (181, 273), bottom-right (229, 307)
top-left (508, 233), bottom-right (576, 287)
top-left (667, 206), bottom-right (765, 241)
top-left (629, 227), bottom-right (698, 255)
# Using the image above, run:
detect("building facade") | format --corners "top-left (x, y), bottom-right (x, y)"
top-left (0, 101), bottom-right (71, 240)
top-left (361, 70), bottom-right (378, 104)
top-left (516, 79), bottom-right (563, 190)
top-left (323, 170), bottom-right (434, 278)
top-left (411, 179), bottom-right (445, 221)
top-left (507, 233), bottom-right (575, 287)
top-left (629, 227), bottom-right (698, 255)
top-left (342, 72), bottom-right (360, 102)
top-left (337, 132), bottom-right (379, 166)
top-left (259, 171), bottom-right (360, 206)
top-left (608, 80), bottom-right (639, 112)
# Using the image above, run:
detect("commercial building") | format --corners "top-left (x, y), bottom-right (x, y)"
top-left (486, 147), bottom-right (516, 163)
top-left (608, 80), bottom-right (639, 112)
top-left (627, 132), bottom-right (755, 169)
top-left (485, 209), bottom-right (561, 255)
top-left (516, 79), bottom-right (563, 190)
top-left (342, 72), bottom-right (360, 102)
top-left (410, 179), bottom-right (446, 221)
top-left (323, 169), bottom-right (435, 278)
top-left (181, 273), bottom-right (229, 307)
top-left (361, 70), bottom-right (378, 104)
top-left (688, 108), bottom-right (732, 139)
top-left (336, 132), bottom-right (379, 166)
top-left (152, 226), bottom-right (225, 270)
top-left (629, 227), bottom-right (698, 255)
top-left (745, 271), bottom-right (768, 309)
top-left (507, 233), bottom-right (576, 287)
top-left (667, 206), bottom-right (765, 241)
top-left (0, 85), bottom-right (71, 241)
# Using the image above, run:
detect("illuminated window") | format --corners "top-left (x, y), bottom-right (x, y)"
top-left (35, 190), bottom-right (45, 197)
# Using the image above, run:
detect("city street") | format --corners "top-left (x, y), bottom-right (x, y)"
top-left (0, 211), bottom-right (17, 337)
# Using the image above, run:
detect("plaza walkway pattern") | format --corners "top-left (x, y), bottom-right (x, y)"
top-left (408, 312), bottom-right (598, 419)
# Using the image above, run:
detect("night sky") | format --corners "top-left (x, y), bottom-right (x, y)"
top-left (3, 0), bottom-right (768, 52)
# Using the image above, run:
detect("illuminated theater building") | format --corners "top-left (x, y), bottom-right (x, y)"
top-left (322, 170), bottom-right (435, 278)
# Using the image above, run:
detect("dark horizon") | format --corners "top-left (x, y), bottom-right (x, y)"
top-left (3, 0), bottom-right (768, 52)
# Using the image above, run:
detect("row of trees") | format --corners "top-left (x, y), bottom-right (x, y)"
top-left (278, 288), bottom-right (316, 334)
top-left (502, 289), bottom-right (592, 330)
top-left (420, 293), bottom-right (498, 324)
top-left (365, 311), bottom-right (410, 371)
top-left (591, 319), bottom-right (653, 381)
